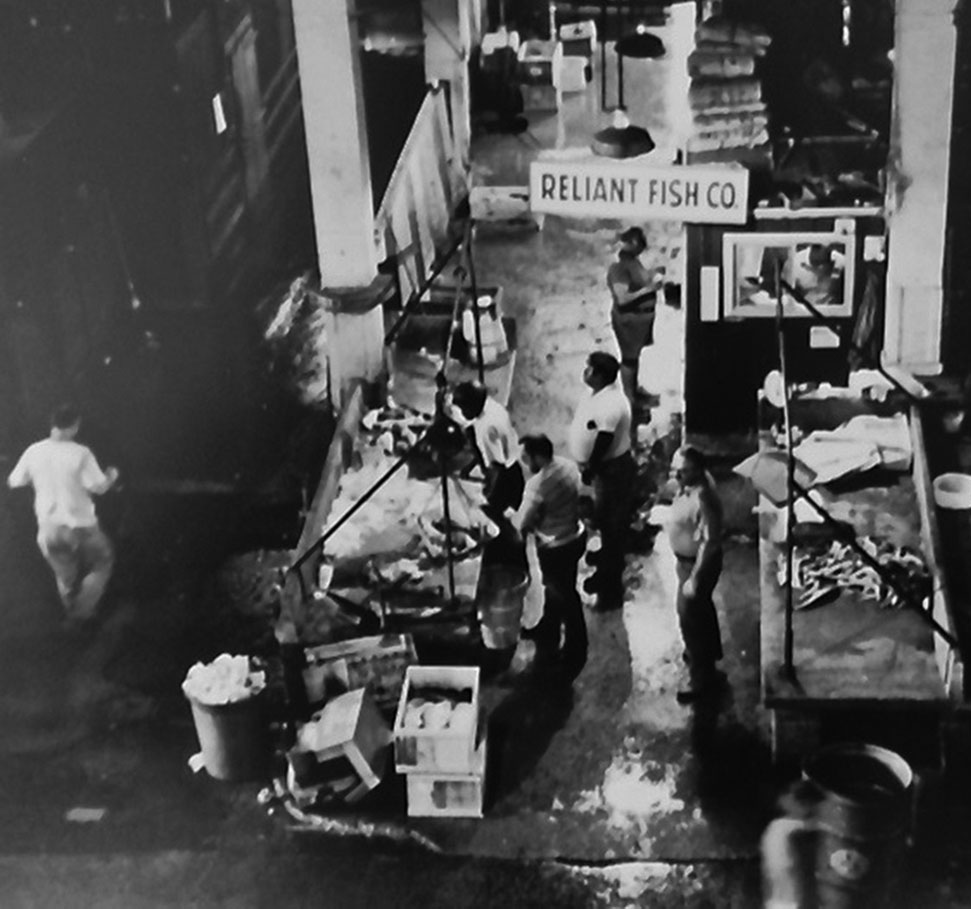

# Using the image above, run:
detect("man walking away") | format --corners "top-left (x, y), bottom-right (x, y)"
top-left (667, 446), bottom-right (724, 703)
top-left (568, 352), bottom-right (634, 612)
top-left (518, 434), bottom-right (587, 681)
top-left (7, 403), bottom-right (120, 626)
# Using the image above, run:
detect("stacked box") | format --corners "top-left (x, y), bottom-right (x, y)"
top-left (393, 666), bottom-right (481, 774)
top-left (558, 20), bottom-right (596, 59)
top-left (517, 40), bottom-right (563, 86)
top-left (302, 633), bottom-right (417, 712)
top-left (405, 734), bottom-right (487, 818)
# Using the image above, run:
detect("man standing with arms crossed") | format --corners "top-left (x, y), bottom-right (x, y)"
top-left (7, 403), bottom-right (120, 627)
top-left (568, 352), bottom-right (634, 612)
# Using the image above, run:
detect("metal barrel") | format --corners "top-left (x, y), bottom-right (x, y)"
top-left (188, 693), bottom-right (269, 781)
top-left (803, 743), bottom-right (914, 909)
top-left (477, 567), bottom-right (529, 650)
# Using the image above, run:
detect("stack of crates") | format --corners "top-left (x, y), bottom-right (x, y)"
top-left (393, 666), bottom-right (486, 818)
top-left (558, 19), bottom-right (596, 88)
top-left (517, 39), bottom-right (564, 112)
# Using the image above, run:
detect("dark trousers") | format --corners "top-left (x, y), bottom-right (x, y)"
top-left (533, 533), bottom-right (588, 674)
top-left (484, 461), bottom-right (525, 522)
top-left (675, 552), bottom-right (724, 687)
top-left (592, 451), bottom-right (635, 601)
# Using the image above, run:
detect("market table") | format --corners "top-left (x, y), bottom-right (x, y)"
top-left (757, 395), bottom-right (956, 762)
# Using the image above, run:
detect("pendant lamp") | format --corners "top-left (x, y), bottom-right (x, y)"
top-left (616, 23), bottom-right (666, 60)
top-left (592, 108), bottom-right (655, 158)
top-left (592, 1), bottom-right (656, 159)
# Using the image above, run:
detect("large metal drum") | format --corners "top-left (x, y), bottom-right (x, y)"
top-left (803, 743), bottom-right (914, 909)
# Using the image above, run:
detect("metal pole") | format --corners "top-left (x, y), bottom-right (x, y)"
top-left (600, 0), bottom-right (607, 112)
top-left (776, 260), bottom-right (797, 680)
top-left (433, 374), bottom-right (458, 605)
top-left (465, 221), bottom-right (486, 384)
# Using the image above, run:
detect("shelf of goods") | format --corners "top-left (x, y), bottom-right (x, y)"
top-left (684, 16), bottom-right (772, 167)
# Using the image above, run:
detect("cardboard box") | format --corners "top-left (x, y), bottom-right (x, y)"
top-left (405, 734), bottom-right (487, 818)
top-left (517, 40), bottom-right (563, 86)
top-left (558, 20), bottom-right (596, 58)
top-left (521, 84), bottom-right (561, 113)
top-left (296, 689), bottom-right (391, 796)
top-left (393, 666), bottom-right (480, 774)
top-left (303, 634), bottom-right (417, 712)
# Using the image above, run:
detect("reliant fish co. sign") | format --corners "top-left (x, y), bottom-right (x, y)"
top-left (528, 160), bottom-right (749, 225)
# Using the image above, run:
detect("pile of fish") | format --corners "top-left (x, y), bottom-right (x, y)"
top-left (778, 537), bottom-right (931, 610)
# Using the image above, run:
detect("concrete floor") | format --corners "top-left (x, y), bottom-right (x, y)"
top-left (5, 16), bottom-right (971, 909)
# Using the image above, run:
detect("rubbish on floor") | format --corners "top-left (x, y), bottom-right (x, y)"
top-left (187, 752), bottom-right (206, 774)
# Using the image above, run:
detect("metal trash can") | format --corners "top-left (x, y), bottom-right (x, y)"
top-left (803, 743), bottom-right (914, 909)
top-left (188, 693), bottom-right (269, 782)
top-left (477, 567), bottom-right (529, 650)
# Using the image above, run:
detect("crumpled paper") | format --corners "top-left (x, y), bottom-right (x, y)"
top-left (182, 653), bottom-right (265, 706)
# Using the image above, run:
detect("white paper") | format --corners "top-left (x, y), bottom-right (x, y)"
top-left (700, 266), bottom-right (720, 322)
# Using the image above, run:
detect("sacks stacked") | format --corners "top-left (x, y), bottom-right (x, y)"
top-left (686, 16), bottom-right (772, 163)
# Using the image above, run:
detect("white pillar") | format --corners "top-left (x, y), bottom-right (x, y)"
top-left (423, 0), bottom-right (472, 169)
top-left (884, 0), bottom-right (957, 372)
top-left (292, 0), bottom-right (387, 402)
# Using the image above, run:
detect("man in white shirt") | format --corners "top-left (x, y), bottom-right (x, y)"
top-left (568, 352), bottom-right (634, 611)
top-left (452, 382), bottom-right (524, 522)
top-left (7, 403), bottom-right (120, 624)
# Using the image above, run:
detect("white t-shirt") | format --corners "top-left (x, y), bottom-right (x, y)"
top-left (7, 438), bottom-right (109, 528)
top-left (472, 397), bottom-right (520, 467)
top-left (568, 383), bottom-right (632, 464)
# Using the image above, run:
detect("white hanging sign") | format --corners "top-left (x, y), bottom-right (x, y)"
top-left (528, 160), bottom-right (749, 224)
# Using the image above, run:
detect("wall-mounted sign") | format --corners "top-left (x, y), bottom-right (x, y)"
top-left (528, 160), bottom-right (749, 224)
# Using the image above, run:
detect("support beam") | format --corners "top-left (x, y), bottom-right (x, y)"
top-left (292, 0), bottom-right (387, 402)
top-left (884, 0), bottom-right (958, 373)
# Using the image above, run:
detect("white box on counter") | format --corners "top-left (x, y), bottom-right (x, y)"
top-left (393, 665), bottom-right (480, 774)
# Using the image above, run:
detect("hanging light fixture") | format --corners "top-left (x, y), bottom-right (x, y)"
top-left (592, 2), bottom-right (655, 159)
top-left (592, 108), bottom-right (655, 158)
top-left (616, 23), bottom-right (666, 59)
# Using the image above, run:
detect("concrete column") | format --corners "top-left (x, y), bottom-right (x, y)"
top-left (884, 0), bottom-right (958, 372)
top-left (292, 0), bottom-right (387, 402)
top-left (423, 0), bottom-right (472, 169)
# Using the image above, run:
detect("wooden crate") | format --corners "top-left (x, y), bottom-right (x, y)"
top-left (393, 665), bottom-right (480, 774)
top-left (297, 688), bottom-right (392, 792)
top-left (517, 40), bottom-right (563, 86)
top-left (521, 84), bottom-right (561, 113)
top-left (558, 20), bottom-right (596, 58)
top-left (405, 735), bottom-right (487, 818)
top-left (302, 633), bottom-right (417, 712)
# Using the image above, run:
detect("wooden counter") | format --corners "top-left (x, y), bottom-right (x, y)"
top-left (758, 398), bottom-right (954, 761)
